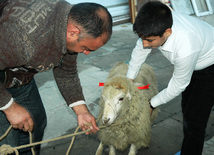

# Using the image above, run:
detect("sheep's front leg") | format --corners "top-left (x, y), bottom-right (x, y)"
top-left (109, 145), bottom-right (116, 155)
top-left (128, 144), bottom-right (138, 155)
top-left (95, 142), bottom-right (104, 155)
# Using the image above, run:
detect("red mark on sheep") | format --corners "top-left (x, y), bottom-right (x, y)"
top-left (137, 84), bottom-right (150, 89)
top-left (99, 83), bottom-right (105, 87)
top-left (99, 83), bottom-right (150, 90)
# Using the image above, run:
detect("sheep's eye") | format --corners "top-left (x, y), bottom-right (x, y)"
top-left (119, 97), bottom-right (124, 101)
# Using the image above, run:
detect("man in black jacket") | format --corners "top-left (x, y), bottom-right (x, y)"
top-left (0, 0), bottom-right (112, 154)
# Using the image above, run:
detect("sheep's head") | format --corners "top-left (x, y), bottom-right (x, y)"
top-left (101, 77), bottom-right (132, 126)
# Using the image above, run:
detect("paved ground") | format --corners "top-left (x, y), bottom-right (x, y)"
top-left (34, 13), bottom-right (214, 155)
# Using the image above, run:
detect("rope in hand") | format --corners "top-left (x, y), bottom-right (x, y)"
top-left (0, 112), bottom-right (118, 155)
top-left (66, 111), bottom-right (105, 155)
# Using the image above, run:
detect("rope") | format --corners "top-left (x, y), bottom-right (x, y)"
top-left (66, 112), bottom-right (103, 155)
top-left (0, 144), bottom-right (19, 155)
top-left (66, 126), bottom-right (80, 155)
top-left (29, 131), bottom-right (35, 155)
top-left (0, 112), bottom-right (117, 155)
top-left (0, 125), bottom-right (96, 154)
top-left (65, 111), bottom-right (104, 155)
top-left (0, 125), bottom-right (12, 141)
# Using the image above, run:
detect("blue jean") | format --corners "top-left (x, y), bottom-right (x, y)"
top-left (0, 79), bottom-right (47, 155)
top-left (181, 64), bottom-right (214, 155)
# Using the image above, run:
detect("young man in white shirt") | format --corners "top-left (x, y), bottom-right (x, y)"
top-left (126, 1), bottom-right (214, 155)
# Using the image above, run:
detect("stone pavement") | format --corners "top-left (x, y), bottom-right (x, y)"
top-left (35, 13), bottom-right (214, 155)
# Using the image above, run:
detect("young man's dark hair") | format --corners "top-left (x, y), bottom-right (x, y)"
top-left (133, 1), bottom-right (172, 38)
top-left (69, 3), bottom-right (112, 41)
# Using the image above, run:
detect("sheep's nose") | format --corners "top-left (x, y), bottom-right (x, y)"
top-left (103, 118), bottom-right (110, 125)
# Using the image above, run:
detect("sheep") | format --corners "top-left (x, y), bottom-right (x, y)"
top-left (95, 62), bottom-right (159, 155)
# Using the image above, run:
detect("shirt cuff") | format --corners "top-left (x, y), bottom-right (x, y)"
top-left (0, 98), bottom-right (14, 110)
top-left (68, 100), bottom-right (86, 108)
top-left (126, 70), bottom-right (137, 79)
top-left (150, 95), bottom-right (164, 108)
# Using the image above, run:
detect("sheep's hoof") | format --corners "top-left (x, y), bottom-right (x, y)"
top-left (95, 149), bottom-right (103, 155)
top-left (128, 144), bottom-right (137, 155)
top-left (109, 145), bottom-right (116, 155)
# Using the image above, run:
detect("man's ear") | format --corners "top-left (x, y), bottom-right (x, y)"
top-left (164, 28), bottom-right (172, 37)
top-left (66, 23), bottom-right (80, 41)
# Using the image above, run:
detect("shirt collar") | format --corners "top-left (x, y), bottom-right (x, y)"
top-left (159, 24), bottom-right (176, 53)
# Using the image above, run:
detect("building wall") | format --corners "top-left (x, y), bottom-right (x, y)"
top-left (65, 0), bottom-right (130, 25)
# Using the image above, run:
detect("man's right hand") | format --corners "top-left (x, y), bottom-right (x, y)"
top-left (3, 101), bottom-right (34, 132)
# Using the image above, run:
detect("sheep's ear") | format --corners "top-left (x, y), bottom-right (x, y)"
top-left (126, 91), bottom-right (131, 100)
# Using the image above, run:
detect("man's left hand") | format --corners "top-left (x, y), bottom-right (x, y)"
top-left (72, 104), bottom-right (99, 135)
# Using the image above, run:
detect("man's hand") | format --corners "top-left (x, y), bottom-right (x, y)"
top-left (3, 101), bottom-right (34, 132)
top-left (72, 104), bottom-right (99, 135)
top-left (150, 107), bottom-right (153, 115)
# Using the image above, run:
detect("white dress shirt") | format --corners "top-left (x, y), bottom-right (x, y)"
top-left (127, 12), bottom-right (214, 108)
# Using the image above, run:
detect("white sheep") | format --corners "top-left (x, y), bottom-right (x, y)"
top-left (95, 62), bottom-right (159, 155)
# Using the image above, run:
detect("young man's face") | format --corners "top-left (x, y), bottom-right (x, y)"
top-left (141, 35), bottom-right (167, 48)
top-left (141, 28), bottom-right (172, 48)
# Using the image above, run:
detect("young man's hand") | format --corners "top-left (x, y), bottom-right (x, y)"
top-left (3, 101), bottom-right (34, 132)
top-left (149, 101), bottom-right (155, 115)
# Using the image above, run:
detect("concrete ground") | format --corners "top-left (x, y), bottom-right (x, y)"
top-left (34, 13), bottom-right (214, 155)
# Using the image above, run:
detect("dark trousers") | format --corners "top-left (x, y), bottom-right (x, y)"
top-left (181, 64), bottom-right (214, 155)
top-left (0, 79), bottom-right (47, 155)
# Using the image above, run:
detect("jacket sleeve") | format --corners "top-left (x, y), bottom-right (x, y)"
top-left (53, 52), bottom-right (85, 106)
top-left (0, 82), bottom-right (12, 108)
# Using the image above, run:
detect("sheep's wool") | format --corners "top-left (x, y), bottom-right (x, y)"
top-left (98, 62), bottom-right (159, 151)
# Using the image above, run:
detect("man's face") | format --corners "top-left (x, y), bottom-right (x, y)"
top-left (141, 35), bottom-right (167, 48)
top-left (66, 35), bottom-right (107, 55)
top-left (141, 28), bottom-right (172, 48)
